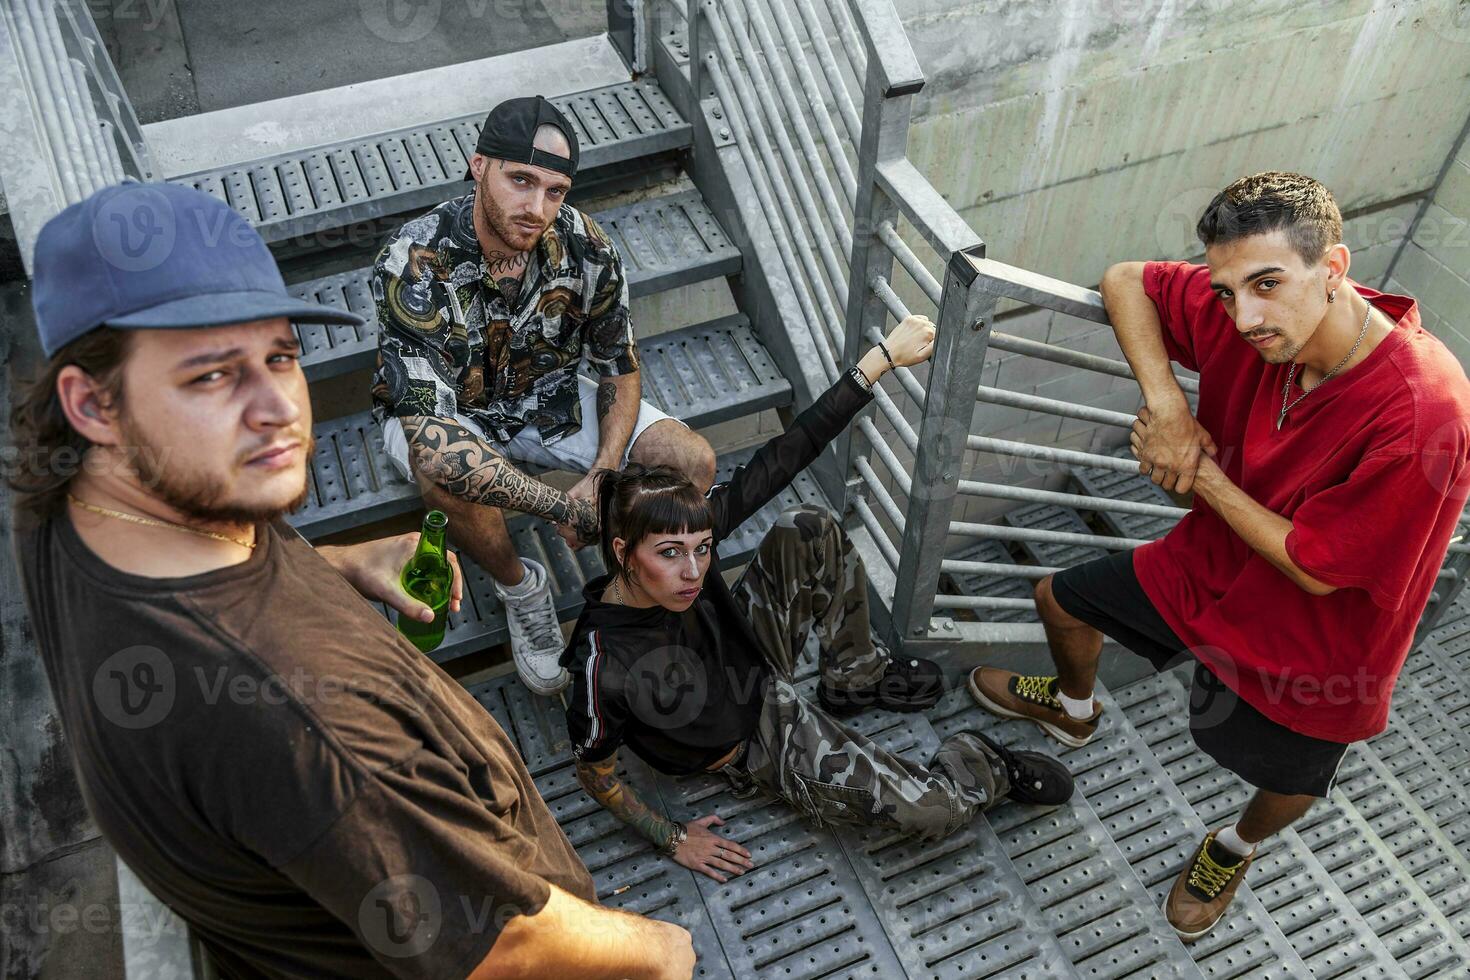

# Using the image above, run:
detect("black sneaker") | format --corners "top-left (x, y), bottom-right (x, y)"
top-left (818, 655), bottom-right (944, 717)
top-left (974, 731), bottom-right (1075, 807)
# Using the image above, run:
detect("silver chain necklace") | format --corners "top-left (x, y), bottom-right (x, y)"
top-left (1277, 299), bottom-right (1373, 430)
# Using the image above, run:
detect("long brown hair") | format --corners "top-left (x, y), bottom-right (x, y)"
top-left (6, 328), bottom-right (132, 520)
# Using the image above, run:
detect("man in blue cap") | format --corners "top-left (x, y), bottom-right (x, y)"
top-left (9, 182), bottom-right (696, 980)
top-left (372, 96), bottom-right (716, 697)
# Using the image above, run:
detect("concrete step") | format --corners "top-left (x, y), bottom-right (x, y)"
top-left (170, 78), bottom-right (690, 244)
top-left (292, 313), bottom-right (790, 538)
top-left (288, 188), bottom-right (744, 383)
top-left (1114, 672), bottom-right (1421, 978)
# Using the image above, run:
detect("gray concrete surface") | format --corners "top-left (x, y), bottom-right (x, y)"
top-left (102, 0), bottom-right (606, 123)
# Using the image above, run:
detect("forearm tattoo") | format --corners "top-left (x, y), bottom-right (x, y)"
top-left (597, 381), bottom-right (617, 421)
top-left (403, 415), bottom-right (598, 540)
top-left (576, 754), bottom-right (677, 852)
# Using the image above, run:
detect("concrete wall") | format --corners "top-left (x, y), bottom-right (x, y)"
top-left (1384, 127), bottom-right (1470, 363)
top-left (861, 0), bottom-right (1470, 535)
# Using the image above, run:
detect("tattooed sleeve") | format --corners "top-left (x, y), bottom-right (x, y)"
top-left (402, 414), bottom-right (599, 541)
top-left (576, 752), bottom-right (678, 851)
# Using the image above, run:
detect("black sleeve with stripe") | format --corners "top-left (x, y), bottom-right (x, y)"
top-left (565, 632), bottom-right (629, 763)
top-left (708, 368), bottom-right (874, 542)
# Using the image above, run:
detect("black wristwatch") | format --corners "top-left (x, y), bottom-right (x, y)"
top-left (847, 365), bottom-right (873, 392)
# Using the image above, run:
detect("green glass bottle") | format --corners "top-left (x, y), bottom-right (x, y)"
top-left (397, 510), bottom-right (452, 652)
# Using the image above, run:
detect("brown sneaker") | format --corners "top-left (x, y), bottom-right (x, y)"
top-left (1165, 829), bottom-right (1254, 941)
top-left (967, 667), bottom-right (1101, 747)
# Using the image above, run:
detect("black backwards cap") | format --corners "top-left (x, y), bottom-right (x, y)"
top-left (464, 96), bottom-right (580, 181)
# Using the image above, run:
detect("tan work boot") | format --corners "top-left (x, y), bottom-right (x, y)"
top-left (967, 667), bottom-right (1101, 747)
top-left (1166, 829), bottom-right (1254, 941)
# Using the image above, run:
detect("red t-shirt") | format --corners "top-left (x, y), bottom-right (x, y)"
top-left (1132, 261), bottom-right (1470, 743)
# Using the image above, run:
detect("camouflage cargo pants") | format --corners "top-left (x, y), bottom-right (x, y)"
top-left (721, 505), bottom-right (1008, 839)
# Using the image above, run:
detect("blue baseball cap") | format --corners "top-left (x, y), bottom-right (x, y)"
top-left (30, 181), bottom-right (364, 359)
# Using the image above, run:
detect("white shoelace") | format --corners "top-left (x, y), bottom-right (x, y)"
top-left (509, 595), bottom-right (562, 652)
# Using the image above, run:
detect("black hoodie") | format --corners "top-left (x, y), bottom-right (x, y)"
top-left (561, 369), bottom-right (874, 774)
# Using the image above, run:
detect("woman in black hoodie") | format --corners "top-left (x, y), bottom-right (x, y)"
top-left (561, 315), bottom-right (1074, 883)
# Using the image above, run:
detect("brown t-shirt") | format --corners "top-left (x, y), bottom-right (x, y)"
top-left (14, 510), bottom-right (595, 979)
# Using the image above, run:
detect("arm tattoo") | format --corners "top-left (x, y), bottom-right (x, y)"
top-left (576, 753), bottom-right (677, 851)
top-left (597, 381), bottom-right (617, 421)
top-left (402, 414), bottom-right (598, 540)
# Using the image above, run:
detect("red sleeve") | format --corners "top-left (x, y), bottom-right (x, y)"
top-left (1142, 261), bottom-right (1220, 374)
top-left (1285, 449), bottom-right (1469, 611)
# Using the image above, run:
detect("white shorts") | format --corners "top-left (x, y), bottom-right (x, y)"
top-left (380, 374), bottom-right (686, 482)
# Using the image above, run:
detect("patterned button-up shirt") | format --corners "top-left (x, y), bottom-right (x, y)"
top-left (369, 193), bottom-right (637, 445)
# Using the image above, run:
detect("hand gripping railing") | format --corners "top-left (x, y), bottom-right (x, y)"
top-left (680, 0), bottom-right (1206, 650)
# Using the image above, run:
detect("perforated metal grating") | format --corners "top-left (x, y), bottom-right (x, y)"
top-left (1113, 672), bottom-right (1411, 979)
top-left (1068, 460), bottom-right (1182, 541)
top-left (174, 79), bottom-right (691, 242)
top-left (1002, 502), bottom-right (1111, 568)
top-left (1039, 683), bottom-right (1310, 977)
top-left (942, 538), bottom-right (1039, 622)
top-left (470, 677), bottom-right (732, 978)
top-left (927, 689), bottom-right (1203, 979)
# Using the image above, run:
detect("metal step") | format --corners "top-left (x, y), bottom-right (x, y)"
top-left (1113, 672), bottom-right (1416, 979)
top-left (926, 690), bottom-right (1203, 980)
top-left (289, 189), bottom-right (744, 382)
top-left (1067, 458), bottom-right (1182, 542)
top-left (468, 676), bottom-right (732, 979)
top-left (406, 447), bottom-right (827, 668)
top-left (170, 79), bottom-right (691, 243)
top-left (654, 699), bottom-right (1078, 978)
top-left (291, 314), bottom-right (790, 538)
top-left (1030, 680), bottom-right (1312, 977)
top-left (943, 538), bottom-right (1038, 623)
top-left (1002, 501), bottom-right (1110, 568)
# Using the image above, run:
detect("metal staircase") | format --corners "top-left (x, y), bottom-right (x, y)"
top-left (4, 1), bottom-right (1470, 978)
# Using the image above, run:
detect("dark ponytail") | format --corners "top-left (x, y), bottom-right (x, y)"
top-left (596, 463), bottom-right (713, 582)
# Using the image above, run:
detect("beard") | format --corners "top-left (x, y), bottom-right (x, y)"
top-left (119, 412), bottom-right (312, 525)
top-left (477, 175), bottom-right (544, 251)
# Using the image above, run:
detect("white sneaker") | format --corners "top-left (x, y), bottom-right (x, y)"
top-left (496, 557), bottom-right (569, 695)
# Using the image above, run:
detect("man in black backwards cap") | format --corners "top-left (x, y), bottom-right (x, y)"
top-left (371, 96), bottom-right (716, 697)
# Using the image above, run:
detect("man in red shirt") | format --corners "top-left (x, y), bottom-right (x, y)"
top-left (969, 172), bottom-right (1470, 940)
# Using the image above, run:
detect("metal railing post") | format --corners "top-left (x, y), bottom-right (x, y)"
top-left (887, 249), bottom-right (996, 648)
top-left (833, 2), bottom-right (925, 515)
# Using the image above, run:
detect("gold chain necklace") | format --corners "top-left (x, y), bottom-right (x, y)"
top-left (67, 494), bottom-right (257, 550)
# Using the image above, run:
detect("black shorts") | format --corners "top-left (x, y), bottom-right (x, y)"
top-left (1050, 549), bottom-right (1349, 798)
